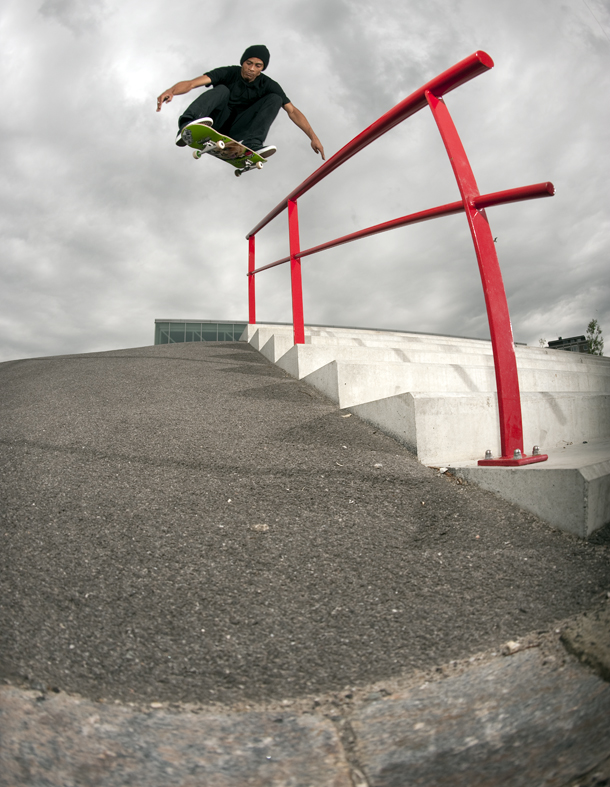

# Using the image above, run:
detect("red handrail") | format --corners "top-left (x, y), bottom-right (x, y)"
top-left (247, 51), bottom-right (494, 238)
top-left (245, 51), bottom-right (554, 467)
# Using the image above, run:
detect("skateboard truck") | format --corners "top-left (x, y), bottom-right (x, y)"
top-left (234, 160), bottom-right (264, 177)
top-left (192, 139), bottom-right (226, 159)
top-left (182, 126), bottom-right (226, 156)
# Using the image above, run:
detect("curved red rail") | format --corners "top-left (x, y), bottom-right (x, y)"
top-left (245, 52), bottom-right (554, 466)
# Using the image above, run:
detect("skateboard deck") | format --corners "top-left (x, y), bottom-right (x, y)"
top-left (181, 123), bottom-right (267, 177)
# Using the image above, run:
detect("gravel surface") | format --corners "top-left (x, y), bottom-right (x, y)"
top-left (1, 342), bottom-right (609, 707)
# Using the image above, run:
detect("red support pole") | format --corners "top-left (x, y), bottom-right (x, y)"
top-left (288, 199), bottom-right (305, 344)
top-left (425, 89), bottom-right (547, 466)
top-left (248, 235), bottom-right (256, 325)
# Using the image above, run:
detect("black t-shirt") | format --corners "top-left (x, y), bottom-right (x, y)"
top-left (204, 66), bottom-right (290, 112)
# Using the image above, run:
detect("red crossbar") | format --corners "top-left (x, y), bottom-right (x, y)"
top-left (249, 184), bottom-right (554, 275)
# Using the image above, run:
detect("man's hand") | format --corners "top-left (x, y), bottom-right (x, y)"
top-left (156, 92), bottom-right (172, 112)
top-left (156, 75), bottom-right (211, 112)
top-left (310, 136), bottom-right (325, 160)
top-left (283, 103), bottom-right (326, 160)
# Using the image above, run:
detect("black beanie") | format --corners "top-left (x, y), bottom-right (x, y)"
top-left (240, 45), bottom-right (270, 70)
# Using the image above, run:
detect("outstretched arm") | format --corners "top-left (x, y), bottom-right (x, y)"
top-left (283, 102), bottom-right (325, 159)
top-left (156, 75), bottom-right (212, 111)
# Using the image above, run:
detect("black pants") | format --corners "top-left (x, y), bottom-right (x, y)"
top-left (178, 85), bottom-right (283, 150)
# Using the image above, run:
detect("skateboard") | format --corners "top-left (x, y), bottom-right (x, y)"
top-left (181, 123), bottom-right (268, 177)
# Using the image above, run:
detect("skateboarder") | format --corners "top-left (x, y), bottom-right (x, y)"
top-left (156, 45), bottom-right (325, 160)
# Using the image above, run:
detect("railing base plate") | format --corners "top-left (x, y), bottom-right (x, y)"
top-left (478, 454), bottom-right (549, 467)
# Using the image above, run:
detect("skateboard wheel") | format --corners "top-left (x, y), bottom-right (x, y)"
top-left (193, 150), bottom-right (202, 159)
top-left (216, 140), bottom-right (226, 150)
top-left (255, 161), bottom-right (264, 169)
top-left (234, 170), bottom-right (242, 177)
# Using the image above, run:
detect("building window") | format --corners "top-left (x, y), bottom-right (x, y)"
top-left (154, 321), bottom-right (248, 345)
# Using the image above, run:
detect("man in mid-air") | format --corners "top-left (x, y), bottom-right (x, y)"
top-left (156, 44), bottom-right (325, 161)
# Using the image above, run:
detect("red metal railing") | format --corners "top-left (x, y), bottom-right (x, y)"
top-left (246, 51), bottom-right (555, 467)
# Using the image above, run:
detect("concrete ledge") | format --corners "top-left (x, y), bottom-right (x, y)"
top-left (5, 625), bottom-right (610, 786)
top-left (450, 440), bottom-right (610, 537)
top-left (350, 391), bottom-right (610, 465)
top-left (277, 343), bottom-right (609, 383)
top-left (243, 323), bottom-right (610, 367)
top-left (302, 360), bottom-right (610, 410)
top-left (352, 648), bottom-right (610, 786)
top-left (0, 687), bottom-right (353, 787)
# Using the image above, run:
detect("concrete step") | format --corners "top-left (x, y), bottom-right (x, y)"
top-left (350, 391), bottom-right (610, 464)
top-left (301, 359), bottom-right (610, 410)
top-left (247, 324), bottom-right (610, 372)
top-left (257, 331), bottom-right (499, 365)
top-left (268, 341), bottom-right (609, 382)
top-left (245, 324), bottom-right (503, 353)
top-left (450, 439), bottom-right (610, 538)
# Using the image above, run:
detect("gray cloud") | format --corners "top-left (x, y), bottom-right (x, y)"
top-left (0, 0), bottom-right (608, 362)
top-left (38, 0), bottom-right (109, 36)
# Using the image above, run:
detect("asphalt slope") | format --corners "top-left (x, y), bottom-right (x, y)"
top-left (1, 342), bottom-right (608, 706)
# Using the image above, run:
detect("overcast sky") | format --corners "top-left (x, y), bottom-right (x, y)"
top-left (1, 0), bottom-right (608, 362)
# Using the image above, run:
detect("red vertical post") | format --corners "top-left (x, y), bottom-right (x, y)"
top-left (425, 90), bottom-right (546, 466)
top-left (248, 234), bottom-right (256, 325)
top-left (288, 199), bottom-right (305, 344)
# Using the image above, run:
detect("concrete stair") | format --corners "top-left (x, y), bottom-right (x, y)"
top-left (241, 324), bottom-right (610, 537)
